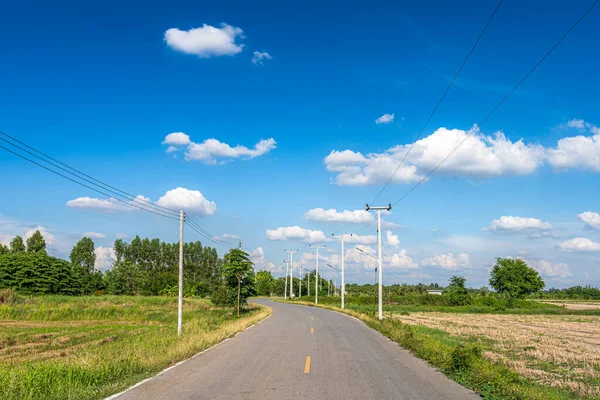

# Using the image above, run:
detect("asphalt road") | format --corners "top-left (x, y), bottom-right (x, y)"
top-left (113, 299), bottom-right (478, 400)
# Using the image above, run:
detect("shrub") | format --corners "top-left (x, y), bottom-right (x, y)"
top-left (0, 288), bottom-right (16, 305)
top-left (210, 284), bottom-right (235, 307)
top-left (449, 342), bottom-right (483, 373)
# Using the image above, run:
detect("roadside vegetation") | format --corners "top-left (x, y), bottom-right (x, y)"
top-left (0, 233), bottom-right (269, 399)
top-left (284, 257), bottom-right (600, 399)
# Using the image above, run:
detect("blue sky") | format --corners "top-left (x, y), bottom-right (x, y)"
top-left (1, 0), bottom-right (600, 288)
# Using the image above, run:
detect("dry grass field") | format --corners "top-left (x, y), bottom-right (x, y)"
top-left (394, 311), bottom-right (600, 398)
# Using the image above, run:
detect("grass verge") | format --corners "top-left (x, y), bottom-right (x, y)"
top-left (282, 300), bottom-right (583, 400)
top-left (0, 296), bottom-right (271, 400)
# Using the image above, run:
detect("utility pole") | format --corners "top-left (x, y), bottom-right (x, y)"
top-left (178, 210), bottom-right (185, 336)
top-left (305, 268), bottom-right (310, 297)
top-left (298, 264), bottom-right (302, 297)
top-left (366, 203), bottom-right (392, 320)
top-left (283, 261), bottom-right (289, 299)
top-left (285, 250), bottom-right (298, 298)
top-left (332, 234), bottom-right (351, 309)
top-left (309, 245), bottom-right (325, 304)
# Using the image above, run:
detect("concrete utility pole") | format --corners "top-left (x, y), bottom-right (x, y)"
top-left (310, 245), bottom-right (325, 304)
top-left (332, 234), bottom-right (352, 309)
top-left (285, 250), bottom-right (298, 298)
top-left (298, 264), bottom-right (302, 297)
top-left (178, 210), bottom-right (185, 336)
top-left (283, 262), bottom-right (289, 299)
top-left (305, 268), bottom-right (310, 297)
top-left (366, 203), bottom-right (392, 320)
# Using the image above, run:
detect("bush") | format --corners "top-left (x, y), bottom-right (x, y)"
top-left (0, 288), bottom-right (16, 305)
top-left (210, 284), bottom-right (235, 307)
top-left (449, 342), bottom-right (483, 373)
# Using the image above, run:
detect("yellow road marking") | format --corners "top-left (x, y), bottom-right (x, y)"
top-left (304, 356), bottom-right (311, 373)
top-left (311, 328), bottom-right (314, 334)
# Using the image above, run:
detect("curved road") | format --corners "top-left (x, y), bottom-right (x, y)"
top-left (113, 299), bottom-right (477, 399)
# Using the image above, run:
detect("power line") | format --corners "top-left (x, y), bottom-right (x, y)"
top-left (391, 0), bottom-right (599, 208)
top-left (184, 220), bottom-right (232, 248)
top-left (185, 217), bottom-right (232, 246)
top-left (0, 144), bottom-right (181, 220)
top-left (371, 0), bottom-right (504, 204)
top-left (0, 130), bottom-right (180, 216)
top-left (322, 0), bottom-right (504, 239)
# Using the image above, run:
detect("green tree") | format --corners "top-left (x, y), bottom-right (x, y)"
top-left (256, 270), bottom-right (276, 296)
top-left (489, 258), bottom-right (545, 299)
top-left (10, 236), bottom-right (25, 253)
top-left (221, 249), bottom-right (256, 316)
top-left (70, 237), bottom-right (98, 294)
top-left (0, 244), bottom-right (8, 255)
top-left (26, 230), bottom-right (47, 254)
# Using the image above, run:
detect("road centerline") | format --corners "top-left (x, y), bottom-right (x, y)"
top-left (304, 356), bottom-right (311, 374)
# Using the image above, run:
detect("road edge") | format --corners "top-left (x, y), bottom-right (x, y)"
top-left (105, 304), bottom-right (273, 400)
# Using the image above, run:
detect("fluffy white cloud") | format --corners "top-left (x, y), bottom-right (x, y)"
top-left (252, 51), bottom-right (272, 65)
top-left (164, 23), bottom-right (245, 58)
top-left (156, 187), bottom-right (217, 215)
top-left (303, 208), bottom-right (374, 224)
top-left (162, 132), bottom-right (191, 146)
top-left (0, 232), bottom-right (12, 246)
top-left (421, 253), bottom-right (471, 270)
top-left (186, 138), bottom-right (276, 164)
top-left (375, 113), bottom-right (395, 124)
top-left (345, 235), bottom-right (377, 245)
top-left (82, 232), bottom-right (106, 239)
top-left (385, 249), bottom-right (417, 269)
top-left (385, 230), bottom-right (399, 247)
top-left (95, 247), bottom-right (115, 271)
top-left (67, 188), bottom-right (216, 215)
top-left (325, 126), bottom-right (545, 186)
top-left (577, 211), bottom-right (600, 230)
top-left (558, 237), bottom-right (600, 252)
top-left (547, 119), bottom-right (600, 171)
top-left (485, 216), bottom-right (553, 232)
top-left (265, 226), bottom-right (326, 243)
top-left (527, 259), bottom-right (572, 278)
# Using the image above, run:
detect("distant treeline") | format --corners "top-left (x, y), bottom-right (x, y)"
top-left (0, 231), bottom-right (222, 296)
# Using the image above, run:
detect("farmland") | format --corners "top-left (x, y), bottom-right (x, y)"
top-left (0, 295), bottom-right (270, 400)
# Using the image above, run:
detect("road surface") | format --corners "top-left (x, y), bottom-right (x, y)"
top-left (113, 299), bottom-right (477, 400)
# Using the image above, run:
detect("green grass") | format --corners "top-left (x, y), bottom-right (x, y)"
top-left (0, 295), bottom-right (271, 400)
top-left (285, 299), bottom-right (587, 400)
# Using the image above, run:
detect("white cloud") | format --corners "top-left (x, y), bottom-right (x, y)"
top-left (528, 231), bottom-right (560, 239)
top-left (265, 226), bottom-right (326, 243)
top-left (385, 230), bottom-right (399, 247)
top-left (162, 132), bottom-right (191, 146)
top-left (0, 233), bottom-right (12, 246)
top-left (547, 119), bottom-right (600, 171)
top-left (116, 233), bottom-right (129, 239)
top-left (222, 233), bottom-right (240, 240)
top-left (67, 188), bottom-right (216, 216)
top-left (252, 51), bottom-right (272, 65)
top-left (577, 211), bottom-right (600, 230)
top-left (325, 126), bottom-right (545, 186)
top-left (385, 249), bottom-right (417, 269)
top-left (155, 187), bottom-right (217, 215)
top-left (558, 237), bottom-right (600, 253)
top-left (185, 138), bottom-right (276, 164)
top-left (375, 113), bottom-right (395, 124)
top-left (485, 216), bottom-right (553, 232)
top-left (527, 259), bottom-right (572, 278)
top-left (164, 23), bottom-right (245, 58)
top-left (382, 221), bottom-right (403, 229)
top-left (421, 253), bottom-right (471, 270)
top-left (82, 232), bottom-right (106, 240)
top-left (166, 145), bottom-right (178, 154)
top-left (303, 208), bottom-right (374, 224)
top-left (95, 247), bottom-right (115, 271)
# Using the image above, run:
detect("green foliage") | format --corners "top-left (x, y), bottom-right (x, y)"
top-left (448, 342), bottom-right (482, 373)
top-left (25, 230), bottom-right (47, 254)
top-left (210, 284), bottom-right (236, 307)
top-left (255, 270), bottom-right (276, 296)
top-left (490, 258), bottom-right (545, 299)
top-left (221, 249), bottom-right (256, 314)
top-left (0, 253), bottom-right (78, 295)
top-left (9, 236), bottom-right (25, 253)
top-left (444, 276), bottom-right (471, 306)
top-left (531, 285), bottom-right (600, 300)
top-left (0, 244), bottom-right (9, 255)
top-left (70, 237), bottom-right (104, 295)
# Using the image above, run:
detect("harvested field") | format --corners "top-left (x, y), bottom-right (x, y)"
top-left (395, 312), bottom-right (600, 398)
top-left (541, 301), bottom-right (600, 310)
